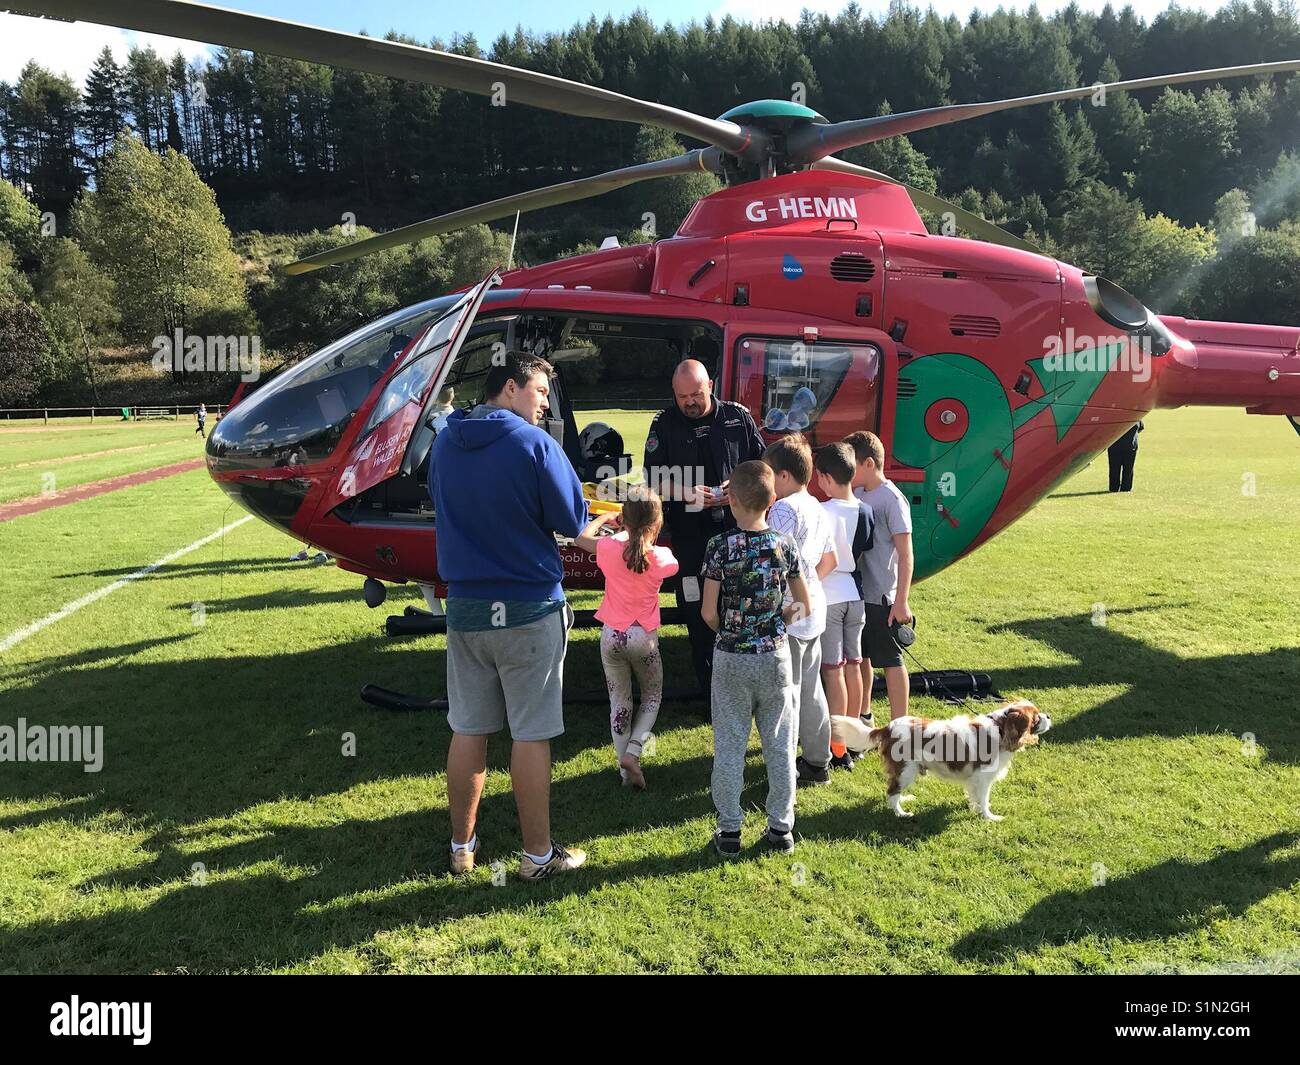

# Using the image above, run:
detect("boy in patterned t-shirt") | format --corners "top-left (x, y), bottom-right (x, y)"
top-left (701, 460), bottom-right (812, 856)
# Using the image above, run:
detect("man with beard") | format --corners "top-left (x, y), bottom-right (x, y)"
top-left (643, 359), bottom-right (765, 693)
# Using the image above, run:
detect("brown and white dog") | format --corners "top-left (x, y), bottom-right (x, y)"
top-left (830, 700), bottom-right (1050, 821)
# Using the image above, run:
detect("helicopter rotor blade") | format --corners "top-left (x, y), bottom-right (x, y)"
top-left (789, 59), bottom-right (1300, 164)
top-left (6, 0), bottom-right (751, 154)
top-left (812, 156), bottom-right (1042, 255)
top-left (285, 149), bottom-right (723, 274)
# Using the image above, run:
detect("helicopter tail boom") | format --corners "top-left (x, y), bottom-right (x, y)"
top-left (1156, 316), bottom-right (1300, 415)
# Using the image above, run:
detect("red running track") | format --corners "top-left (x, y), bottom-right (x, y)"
top-left (0, 458), bottom-right (206, 522)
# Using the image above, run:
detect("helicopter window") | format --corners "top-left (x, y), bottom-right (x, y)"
top-left (209, 293), bottom-right (465, 469)
top-left (362, 297), bottom-right (492, 436)
top-left (735, 336), bottom-right (881, 446)
top-left (288, 298), bottom-right (459, 394)
top-left (439, 319), bottom-right (517, 408)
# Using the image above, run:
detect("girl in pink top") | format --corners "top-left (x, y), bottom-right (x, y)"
top-left (575, 487), bottom-right (678, 789)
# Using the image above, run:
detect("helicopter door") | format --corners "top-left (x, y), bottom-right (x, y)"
top-left (328, 269), bottom-right (502, 509)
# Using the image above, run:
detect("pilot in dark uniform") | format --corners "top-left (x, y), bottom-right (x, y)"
top-left (644, 359), bottom-right (766, 692)
top-left (1107, 420), bottom-right (1143, 492)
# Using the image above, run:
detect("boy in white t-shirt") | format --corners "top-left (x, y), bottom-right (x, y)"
top-left (845, 430), bottom-right (914, 722)
top-left (763, 434), bottom-right (837, 786)
top-left (814, 441), bottom-right (874, 767)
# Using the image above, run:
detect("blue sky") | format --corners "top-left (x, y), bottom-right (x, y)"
top-left (0, 1), bottom-right (1239, 84)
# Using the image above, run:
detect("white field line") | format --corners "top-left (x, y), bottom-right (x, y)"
top-left (0, 515), bottom-right (253, 655)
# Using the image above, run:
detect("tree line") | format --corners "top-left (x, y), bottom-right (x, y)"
top-left (2, 1), bottom-right (1299, 407)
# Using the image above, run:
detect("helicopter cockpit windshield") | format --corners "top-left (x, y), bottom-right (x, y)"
top-left (207, 293), bottom-right (466, 474)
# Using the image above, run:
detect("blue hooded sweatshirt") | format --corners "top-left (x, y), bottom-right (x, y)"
top-left (427, 404), bottom-right (588, 603)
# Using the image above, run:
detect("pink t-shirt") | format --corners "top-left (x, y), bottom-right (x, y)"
top-left (594, 532), bottom-right (679, 632)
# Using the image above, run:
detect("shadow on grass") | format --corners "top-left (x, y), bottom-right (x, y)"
top-left (0, 630), bottom-right (729, 971)
top-left (0, 840), bottom-right (725, 973)
top-left (3, 593), bottom-right (1294, 971)
top-left (0, 745), bottom-right (958, 973)
top-left (56, 556), bottom-right (312, 582)
top-left (950, 831), bottom-right (1300, 965)
top-left (169, 587), bottom-right (381, 614)
top-left (987, 606), bottom-right (1300, 764)
top-left (793, 797), bottom-right (956, 845)
top-left (0, 632), bottom-right (694, 820)
top-left (1, 634), bottom-right (198, 685)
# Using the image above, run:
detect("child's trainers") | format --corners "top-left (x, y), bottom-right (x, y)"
top-left (831, 751), bottom-right (855, 771)
top-left (765, 827), bottom-right (795, 853)
top-left (712, 829), bottom-right (742, 857)
top-left (796, 756), bottom-right (830, 786)
top-left (518, 841), bottom-right (586, 880)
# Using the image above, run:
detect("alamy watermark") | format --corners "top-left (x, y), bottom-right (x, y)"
top-left (0, 718), bottom-right (103, 773)
top-left (589, 466), bottom-right (723, 513)
top-left (881, 722), bottom-right (999, 766)
top-left (50, 997), bottom-right (150, 1045)
top-left (1041, 329), bottom-right (1153, 383)
top-left (152, 329), bottom-right (261, 382)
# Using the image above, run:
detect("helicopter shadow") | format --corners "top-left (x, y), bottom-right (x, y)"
top-left (950, 831), bottom-right (1300, 965)
top-left (984, 605), bottom-right (1300, 764)
top-left (169, 587), bottom-right (384, 614)
top-left (55, 556), bottom-right (312, 582)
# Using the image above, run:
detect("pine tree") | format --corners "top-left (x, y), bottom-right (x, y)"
top-left (125, 46), bottom-right (170, 152)
top-left (3, 63), bottom-right (83, 220)
top-left (1038, 103), bottom-right (1103, 206)
top-left (1088, 57), bottom-right (1148, 186)
top-left (1141, 86), bottom-right (1238, 223)
top-left (82, 47), bottom-right (126, 176)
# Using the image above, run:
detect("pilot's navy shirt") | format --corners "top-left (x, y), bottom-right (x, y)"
top-left (643, 398), bottom-right (765, 544)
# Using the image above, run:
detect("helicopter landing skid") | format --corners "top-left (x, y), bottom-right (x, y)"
top-left (360, 673), bottom-right (996, 712)
top-left (360, 684), bottom-right (707, 712)
top-left (384, 606), bottom-right (686, 637)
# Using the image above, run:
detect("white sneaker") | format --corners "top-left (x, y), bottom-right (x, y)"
top-left (518, 841), bottom-right (586, 880)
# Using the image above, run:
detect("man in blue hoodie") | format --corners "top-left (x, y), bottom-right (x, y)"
top-left (427, 351), bottom-right (590, 880)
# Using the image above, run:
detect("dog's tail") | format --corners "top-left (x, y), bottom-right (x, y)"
top-left (829, 715), bottom-right (886, 754)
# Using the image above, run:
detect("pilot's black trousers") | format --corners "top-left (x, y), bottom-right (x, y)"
top-left (670, 530), bottom-right (716, 695)
top-left (1108, 442), bottom-right (1136, 492)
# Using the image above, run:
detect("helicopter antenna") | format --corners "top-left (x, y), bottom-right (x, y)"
top-left (507, 212), bottom-right (520, 272)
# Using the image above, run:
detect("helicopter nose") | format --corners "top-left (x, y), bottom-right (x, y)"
top-left (206, 367), bottom-right (362, 532)
top-left (206, 415), bottom-right (319, 534)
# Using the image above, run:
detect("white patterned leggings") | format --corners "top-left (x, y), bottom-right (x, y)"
top-left (600, 623), bottom-right (663, 764)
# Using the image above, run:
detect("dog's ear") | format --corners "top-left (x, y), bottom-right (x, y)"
top-left (997, 705), bottom-right (1031, 751)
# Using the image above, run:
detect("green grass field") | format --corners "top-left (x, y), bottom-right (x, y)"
top-left (0, 407), bottom-right (1298, 974)
top-left (0, 418), bottom-right (207, 503)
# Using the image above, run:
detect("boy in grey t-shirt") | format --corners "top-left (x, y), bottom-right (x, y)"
top-left (845, 431), bottom-right (914, 722)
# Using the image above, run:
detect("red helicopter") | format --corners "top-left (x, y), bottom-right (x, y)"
top-left (25, 1), bottom-right (1300, 619)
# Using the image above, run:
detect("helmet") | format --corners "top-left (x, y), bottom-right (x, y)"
top-left (578, 421), bottom-right (624, 460)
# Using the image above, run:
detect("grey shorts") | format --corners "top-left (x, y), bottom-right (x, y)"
top-left (820, 599), bottom-right (865, 668)
top-left (446, 603), bottom-right (573, 741)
